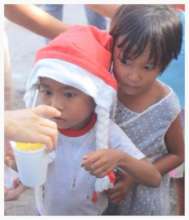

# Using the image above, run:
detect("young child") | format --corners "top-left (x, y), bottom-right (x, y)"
top-left (24, 25), bottom-right (161, 215)
top-left (106, 5), bottom-right (184, 215)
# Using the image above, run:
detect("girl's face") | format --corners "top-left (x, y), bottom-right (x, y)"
top-left (113, 44), bottom-right (161, 97)
top-left (38, 77), bottom-right (95, 130)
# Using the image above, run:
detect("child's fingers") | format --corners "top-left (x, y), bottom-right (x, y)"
top-left (107, 187), bottom-right (126, 203)
top-left (90, 164), bottom-right (113, 177)
top-left (90, 169), bottom-right (107, 178)
top-left (82, 157), bottom-right (110, 176)
top-left (82, 151), bottom-right (98, 161)
top-left (81, 153), bottom-right (100, 167)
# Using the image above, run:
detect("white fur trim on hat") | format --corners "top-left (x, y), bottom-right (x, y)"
top-left (24, 59), bottom-right (116, 111)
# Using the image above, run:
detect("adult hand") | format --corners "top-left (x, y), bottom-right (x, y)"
top-left (5, 105), bottom-right (61, 151)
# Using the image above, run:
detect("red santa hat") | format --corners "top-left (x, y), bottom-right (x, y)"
top-left (25, 25), bottom-right (117, 112)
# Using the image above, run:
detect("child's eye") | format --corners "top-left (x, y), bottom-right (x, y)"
top-left (63, 91), bottom-right (76, 98)
top-left (121, 59), bottom-right (132, 66)
top-left (144, 63), bottom-right (154, 70)
top-left (39, 88), bottom-right (52, 96)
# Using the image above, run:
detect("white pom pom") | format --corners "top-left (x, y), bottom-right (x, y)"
top-left (95, 176), bottom-right (114, 192)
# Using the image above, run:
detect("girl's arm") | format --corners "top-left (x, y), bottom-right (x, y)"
top-left (118, 155), bottom-right (161, 187)
top-left (106, 115), bottom-right (184, 203)
top-left (153, 115), bottom-right (184, 175)
top-left (4, 4), bottom-right (69, 39)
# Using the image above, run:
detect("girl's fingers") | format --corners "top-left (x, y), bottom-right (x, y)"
top-left (110, 196), bottom-right (123, 204)
top-left (109, 191), bottom-right (122, 200)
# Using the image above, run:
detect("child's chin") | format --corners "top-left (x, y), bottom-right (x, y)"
top-left (58, 124), bottom-right (70, 130)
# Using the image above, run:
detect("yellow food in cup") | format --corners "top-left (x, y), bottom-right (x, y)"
top-left (16, 142), bottom-right (44, 152)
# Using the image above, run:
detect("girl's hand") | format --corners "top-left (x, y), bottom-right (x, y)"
top-left (106, 172), bottom-right (136, 204)
top-left (81, 149), bottom-right (123, 177)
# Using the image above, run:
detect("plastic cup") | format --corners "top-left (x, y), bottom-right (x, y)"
top-left (11, 142), bottom-right (49, 187)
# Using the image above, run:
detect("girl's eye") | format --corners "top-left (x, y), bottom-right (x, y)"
top-left (144, 63), bottom-right (154, 70)
top-left (63, 92), bottom-right (76, 98)
top-left (121, 59), bottom-right (132, 66)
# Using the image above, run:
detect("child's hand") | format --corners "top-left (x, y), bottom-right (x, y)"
top-left (4, 179), bottom-right (26, 201)
top-left (81, 149), bottom-right (123, 177)
top-left (106, 172), bottom-right (136, 204)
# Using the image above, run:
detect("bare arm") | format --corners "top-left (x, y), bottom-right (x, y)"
top-left (118, 155), bottom-right (161, 187)
top-left (4, 4), bottom-right (69, 39)
top-left (153, 115), bottom-right (184, 175)
top-left (107, 115), bottom-right (184, 203)
top-left (86, 4), bottom-right (121, 18)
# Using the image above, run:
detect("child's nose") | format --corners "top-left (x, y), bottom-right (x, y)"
top-left (127, 67), bottom-right (141, 83)
top-left (51, 95), bottom-right (64, 111)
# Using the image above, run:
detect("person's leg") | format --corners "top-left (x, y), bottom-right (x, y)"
top-left (85, 6), bottom-right (107, 30)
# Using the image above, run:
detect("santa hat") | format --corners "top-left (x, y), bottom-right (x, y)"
top-left (25, 25), bottom-right (116, 110)
top-left (24, 25), bottom-right (117, 198)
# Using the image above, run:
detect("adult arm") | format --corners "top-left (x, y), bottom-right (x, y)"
top-left (86, 4), bottom-right (121, 18)
top-left (4, 4), bottom-right (69, 39)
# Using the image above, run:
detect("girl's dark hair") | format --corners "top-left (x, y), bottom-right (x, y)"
top-left (110, 5), bottom-right (182, 72)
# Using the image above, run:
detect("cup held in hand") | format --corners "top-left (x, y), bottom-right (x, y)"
top-left (11, 142), bottom-right (49, 187)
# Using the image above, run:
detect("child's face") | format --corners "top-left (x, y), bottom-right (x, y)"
top-left (113, 43), bottom-right (161, 97)
top-left (38, 77), bottom-right (95, 130)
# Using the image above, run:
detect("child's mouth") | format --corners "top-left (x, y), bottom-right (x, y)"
top-left (53, 117), bottom-right (66, 123)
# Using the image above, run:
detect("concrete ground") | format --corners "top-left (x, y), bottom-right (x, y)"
top-left (4, 4), bottom-right (176, 216)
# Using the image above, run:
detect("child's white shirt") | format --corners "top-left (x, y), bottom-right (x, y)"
top-left (43, 120), bottom-right (144, 215)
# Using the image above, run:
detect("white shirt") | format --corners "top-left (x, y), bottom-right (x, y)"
top-left (44, 120), bottom-right (144, 215)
